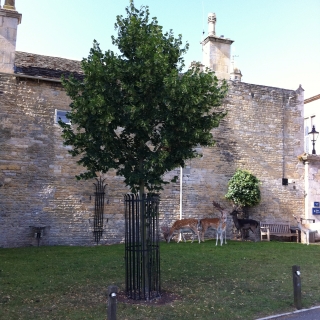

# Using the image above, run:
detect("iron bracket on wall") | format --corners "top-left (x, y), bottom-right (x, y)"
top-left (93, 177), bottom-right (107, 244)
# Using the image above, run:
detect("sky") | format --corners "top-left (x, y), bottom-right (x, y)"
top-left (13, 0), bottom-right (320, 99)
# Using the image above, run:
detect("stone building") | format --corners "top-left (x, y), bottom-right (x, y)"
top-left (301, 95), bottom-right (320, 231)
top-left (0, 4), bottom-right (307, 247)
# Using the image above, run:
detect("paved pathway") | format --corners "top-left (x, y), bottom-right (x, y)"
top-left (257, 306), bottom-right (320, 320)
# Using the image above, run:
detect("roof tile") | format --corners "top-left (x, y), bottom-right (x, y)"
top-left (14, 51), bottom-right (83, 80)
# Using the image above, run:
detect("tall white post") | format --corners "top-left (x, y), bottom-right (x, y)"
top-left (180, 167), bottom-right (183, 220)
top-left (304, 161), bottom-right (309, 219)
top-left (178, 167), bottom-right (183, 242)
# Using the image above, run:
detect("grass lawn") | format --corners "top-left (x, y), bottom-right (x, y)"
top-left (1, 240), bottom-right (320, 320)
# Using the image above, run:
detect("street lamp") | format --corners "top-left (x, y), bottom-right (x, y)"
top-left (308, 125), bottom-right (319, 154)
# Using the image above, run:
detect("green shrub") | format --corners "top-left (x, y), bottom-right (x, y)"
top-left (225, 169), bottom-right (261, 208)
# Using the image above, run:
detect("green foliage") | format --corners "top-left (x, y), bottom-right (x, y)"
top-left (60, 1), bottom-right (227, 193)
top-left (225, 169), bottom-right (261, 207)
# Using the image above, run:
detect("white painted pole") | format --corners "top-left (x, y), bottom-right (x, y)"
top-left (178, 167), bottom-right (183, 242)
top-left (305, 161), bottom-right (309, 220)
top-left (180, 166), bottom-right (183, 220)
top-left (301, 160), bottom-right (309, 244)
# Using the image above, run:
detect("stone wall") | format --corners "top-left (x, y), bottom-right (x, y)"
top-left (301, 155), bottom-right (320, 223)
top-left (160, 81), bottom-right (305, 240)
top-left (0, 74), bottom-right (129, 247)
top-left (0, 74), bottom-right (305, 247)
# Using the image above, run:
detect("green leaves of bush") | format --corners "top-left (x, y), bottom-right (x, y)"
top-left (225, 169), bottom-right (261, 207)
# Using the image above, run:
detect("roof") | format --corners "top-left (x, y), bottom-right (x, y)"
top-left (304, 94), bottom-right (320, 104)
top-left (14, 51), bottom-right (83, 80)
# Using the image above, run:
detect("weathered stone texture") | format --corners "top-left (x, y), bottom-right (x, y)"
top-left (302, 157), bottom-right (320, 222)
top-left (0, 9), bottom-right (21, 73)
top-left (0, 74), bottom-right (304, 247)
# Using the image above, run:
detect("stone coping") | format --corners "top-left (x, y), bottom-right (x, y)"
top-left (298, 153), bottom-right (320, 163)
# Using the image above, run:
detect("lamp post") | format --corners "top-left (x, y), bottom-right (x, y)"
top-left (308, 125), bottom-right (319, 154)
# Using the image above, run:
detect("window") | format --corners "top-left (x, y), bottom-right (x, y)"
top-left (55, 109), bottom-right (71, 124)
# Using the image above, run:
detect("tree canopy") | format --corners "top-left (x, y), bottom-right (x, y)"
top-left (60, 1), bottom-right (228, 194)
top-left (225, 169), bottom-right (261, 208)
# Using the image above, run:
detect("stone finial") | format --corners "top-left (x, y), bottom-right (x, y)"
top-left (208, 12), bottom-right (216, 36)
top-left (295, 84), bottom-right (304, 95)
top-left (3, 0), bottom-right (15, 10)
top-left (202, 12), bottom-right (234, 79)
top-left (230, 67), bottom-right (242, 82)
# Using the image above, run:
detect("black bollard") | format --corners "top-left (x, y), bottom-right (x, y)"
top-left (292, 265), bottom-right (302, 310)
top-left (107, 285), bottom-right (118, 320)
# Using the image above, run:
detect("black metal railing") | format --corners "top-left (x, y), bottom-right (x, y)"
top-left (93, 177), bottom-right (107, 244)
top-left (124, 194), bottom-right (161, 301)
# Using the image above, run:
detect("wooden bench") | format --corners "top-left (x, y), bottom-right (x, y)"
top-left (260, 222), bottom-right (299, 242)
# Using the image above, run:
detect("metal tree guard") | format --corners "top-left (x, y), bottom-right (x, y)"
top-left (124, 194), bottom-right (161, 301)
top-left (93, 177), bottom-right (107, 244)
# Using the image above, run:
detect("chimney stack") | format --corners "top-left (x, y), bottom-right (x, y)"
top-left (201, 12), bottom-right (233, 80)
top-left (0, 0), bottom-right (22, 73)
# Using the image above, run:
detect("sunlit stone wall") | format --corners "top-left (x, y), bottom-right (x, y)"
top-left (0, 74), bottom-right (304, 247)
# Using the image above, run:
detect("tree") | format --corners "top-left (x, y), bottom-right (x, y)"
top-left (59, 1), bottom-right (228, 196)
top-left (59, 1), bottom-right (228, 300)
top-left (225, 169), bottom-right (261, 217)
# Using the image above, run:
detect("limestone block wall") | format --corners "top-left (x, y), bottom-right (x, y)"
top-left (306, 160), bottom-right (320, 240)
top-left (304, 158), bottom-right (320, 223)
top-left (0, 75), bottom-right (129, 247)
top-left (0, 74), bottom-right (305, 247)
top-left (160, 81), bottom-right (305, 240)
top-left (295, 156), bottom-right (320, 242)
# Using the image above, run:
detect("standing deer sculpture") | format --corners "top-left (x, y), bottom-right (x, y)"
top-left (293, 215), bottom-right (319, 245)
top-left (199, 201), bottom-right (228, 245)
top-left (230, 208), bottom-right (259, 241)
top-left (163, 218), bottom-right (201, 243)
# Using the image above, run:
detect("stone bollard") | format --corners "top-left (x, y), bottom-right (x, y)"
top-left (292, 265), bottom-right (302, 310)
top-left (107, 285), bottom-right (118, 320)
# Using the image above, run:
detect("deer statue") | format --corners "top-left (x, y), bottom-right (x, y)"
top-left (230, 208), bottom-right (259, 241)
top-left (293, 215), bottom-right (319, 245)
top-left (163, 218), bottom-right (201, 243)
top-left (199, 201), bottom-right (228, 245)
